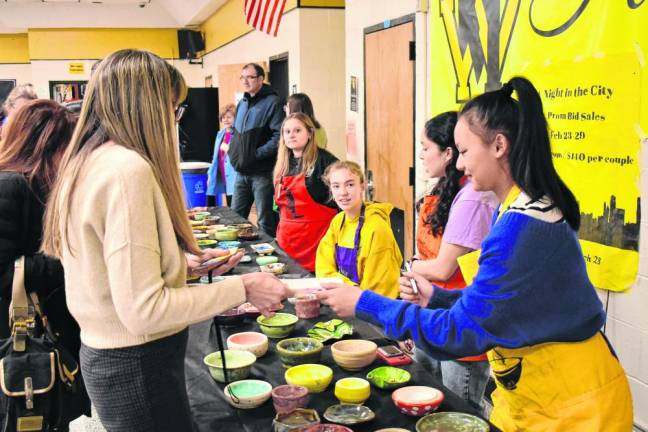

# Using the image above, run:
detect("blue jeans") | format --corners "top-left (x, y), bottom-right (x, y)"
top-left (231, 172), bottom-right (278, 237)
top-left (415, 348), bottom-right (490, 414)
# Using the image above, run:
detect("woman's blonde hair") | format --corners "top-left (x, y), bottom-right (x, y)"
top-left (2, 83), bottom-right (37, 112)
top-left (219, 103), bottom-right (236, 123)
top-left (322, 160), bottom-right (365, 186)
top-left (273, 112), bottom-right (319, 184)
top-left (42, 49), bottom-right (199, 257)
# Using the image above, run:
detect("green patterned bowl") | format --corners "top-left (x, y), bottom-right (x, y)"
top-left (366, 366), bottom-right (411, 389)
top-left (203, 350), bottom-right (256, 383)
top-left (276, 337), bottom-right (324, 368)
top-left (257, 313), bottom-right (298, 339)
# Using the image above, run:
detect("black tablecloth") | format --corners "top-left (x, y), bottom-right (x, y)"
top-left (184, 207), bottom-right (496, 431)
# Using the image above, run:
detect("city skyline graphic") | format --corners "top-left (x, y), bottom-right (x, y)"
top-left (579, 195), bottom-right (640, 252)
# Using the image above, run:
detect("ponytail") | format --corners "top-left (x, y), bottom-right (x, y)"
top-left (460, 76), bottom-right (580, 230)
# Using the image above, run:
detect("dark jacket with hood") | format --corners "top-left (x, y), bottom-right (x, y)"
top-left (0, 171), bottom-right (81, 356)
top-left (228, 84), bottom-right (285, 175)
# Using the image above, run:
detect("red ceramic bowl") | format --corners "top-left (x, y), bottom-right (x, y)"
top-left (391, 386), bottom-right (444, 417)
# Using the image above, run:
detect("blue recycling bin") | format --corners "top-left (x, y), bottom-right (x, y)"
top-left (180, 162), bottom-right (211, 209)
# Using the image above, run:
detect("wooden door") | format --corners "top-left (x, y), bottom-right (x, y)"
top-left (365, 21), bottom-right (415, 258)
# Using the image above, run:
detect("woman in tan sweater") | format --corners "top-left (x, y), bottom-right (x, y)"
top-left (42, 49), bottom-right (288, 431)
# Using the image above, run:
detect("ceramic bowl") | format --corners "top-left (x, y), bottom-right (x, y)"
top-left (276, 337), bottom-right (324, 368)
top-left (392, 386), bottom-right (444, 417)
top-left (203, 350), bottom-right (257, 383)
top-left (197, 239), bottom-right (218, 249)
top-left (192, 211), bottom-right (212, 221)
top-left (193, 233), bottom-right (210, 240)
top-left (257, 313), bottom-right (298, 339)
top-left (334, 377), bottom-right (371, 404)
top-left (229, 223), bottom-right (253, 230)
top-left (416, 412), bottom-right (489, 432)
top-left (271, 384), bottom-right (310, 414)
top-left (214, 228), bottom-right (239, 241)
top-left (216, 240), bottom-right (242, 249)
top-left (284, 364), bottom-right (333, 393)
top-left (237, 228), bottom-right (260, 240)
top-left (203, 215), bottom-right (221, 226)
top-left (294, 296), bottom-right (320, 319)
top-left (193, 225), bottom-right (210, 232)
top-left (273, 408), bottom-right (320, 432)
top-left (223, 379), bottom-right (272, 409)
top-left (366, 366), bottom-right (411, 389)
top-left (260, 262), bottom-right (286, 275)
top-left (256, 255), bottom-right (279, 265)
top-left (251, 243), bottom-right (275, 255)
top-left (330, 339), bottom-right (377, 371)
top-left (322, 404), bottom-right (375, 425)
top-left (303, 425), bottom-right (353, 432)
top-left (214, 307), bottom-right (247, 327)
top-left (227, 331), bottom-right (269, 358)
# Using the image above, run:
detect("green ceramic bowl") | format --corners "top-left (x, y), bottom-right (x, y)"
top-left (197, 239), bottom-right (218, 249)
top-left (223, 379), bottom-right (272, 409)
top-left (203, 349), bottom-right (256, 383)
top-left (276, 337), bottom-right (324, 368)
top-left (366, 366), bottom-right (411, 389)
top-left (214, 228), bottom-right (239, 241)
top-left (257, 313), bottom-right (298, 339)
top-left (256, 255), bottom-right (279, 266)
top-left (416, 412), bottom-right (489, 432)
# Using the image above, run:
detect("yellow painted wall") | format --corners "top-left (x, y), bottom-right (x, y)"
top-left (300, 0), bottom-right (344, 7)
top-left (0, 34), bottom-right (30, 64)
top-left (201, 0), bottom-right (299, 53)
top-left (28, 28), bottom-right (179, 60)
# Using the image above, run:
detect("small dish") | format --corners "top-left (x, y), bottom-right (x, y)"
top-left (331, 339), bottom-right (377, 371)
top-left (203, 350), bottom-right (256, 383)
top-left (192, 225), bottom-right (210, 232)
top-left (214, 228), bottom-right (239, 241)
top-left (366, 366), bottom-right (411, 389)
top-left (214, 307), bottom-right (247, 327)
top-left (260, 262), bottom-right (286, 275)
top-left (194, 233), bottom-right (210, 240)
top-left (276, 337), bottom-right (324, 368)
top-left (323, 404), bottom-right (375, 425)
top-left (307, 319), bottom-right (354, 343)
top-left (416, 412), bottom-right (489, 432)
top-left (392, 386), bottom-right (444, 417)
top-left (197, 239), bottom-right (218, 249)
top-left (271, 384), bottom-right (310, 414)
top-left (223, 379), bottom-right (272, 409)
top-left (303, 425), bottom-right (353, 432)
top-left (227, 331), bottom-right (269, 358)
top-left (216, 240), bottom-right (242, 249)
top-left (334, 377), bottom-right (370, 404)
top-left (257, 313), bottom-right (298, 339)
top-left (192, 211), bottom-right (212, 221)
top-left (240, 255), bottom-right (252, 263)
top-left (203, 215), bottom-right (221, 226)
top-left (190, 219), bottom-right (203, 226)
top-left (285, 364), bottom-right (333, 393)
top-left (251, 243), bottom-right (275, 255)
top-left (273, 408), bottom-right (320, 432)
top-left (256, 255), bottom-right (279, 266)
top-left (229, 223), bottom-right (253, 230)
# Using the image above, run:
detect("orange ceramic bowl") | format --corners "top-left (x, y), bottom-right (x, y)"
top-left (330, 339), bottom-right (377, 371)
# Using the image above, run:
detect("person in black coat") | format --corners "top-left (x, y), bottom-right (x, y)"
top-left (0, 100), bottom-right (90, 423)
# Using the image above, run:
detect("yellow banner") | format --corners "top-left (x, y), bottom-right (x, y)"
top-left (430, 1), bottom-right (648, 291)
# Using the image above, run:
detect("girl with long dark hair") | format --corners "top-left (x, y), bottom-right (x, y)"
top-left (316, 77), bottom-right (632, 431)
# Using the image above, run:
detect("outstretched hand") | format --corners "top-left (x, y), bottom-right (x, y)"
top-left (399, 271), bottom-right (434, 307)
top-left (316, 283), bottom-right (363, 318)
top-left (186, 249), bottom-right (243, 277)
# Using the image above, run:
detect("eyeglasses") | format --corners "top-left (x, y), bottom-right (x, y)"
top-left (239, 75), bottom-right (260, 81)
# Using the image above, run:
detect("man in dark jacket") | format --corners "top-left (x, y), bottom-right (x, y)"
top-left (228, 63), bottom-right (284, 237)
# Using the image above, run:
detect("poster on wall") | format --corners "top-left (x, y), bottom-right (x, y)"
top-left (429, 0), bottom-right (648, 291)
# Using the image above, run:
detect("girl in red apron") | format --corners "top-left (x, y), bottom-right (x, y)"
top-left (274, 113), bottom-right (338, 272)
top-left (315, 161), bottom-right (402, 298)
top-left (317, 77), bottom-right (633, 431)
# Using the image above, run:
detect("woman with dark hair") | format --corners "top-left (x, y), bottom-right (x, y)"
top-left (285, 93), bottom-right (327, 148)
top-left (0, 99), bottom-right (90, 425)
top-left (408, 111), bottom-right (497, 411)
top-left (316, 77), bottom-right (632, 431)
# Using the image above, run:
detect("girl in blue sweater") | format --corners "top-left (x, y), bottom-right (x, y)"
top-left (317, 77), bottom-right (632, 431)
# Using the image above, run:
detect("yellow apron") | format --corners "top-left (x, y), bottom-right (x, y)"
top-left (457, 186), bottom-right (633, 431)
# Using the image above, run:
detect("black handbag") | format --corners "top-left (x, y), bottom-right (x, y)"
top-left (0, 258), bottom-right (86, 432)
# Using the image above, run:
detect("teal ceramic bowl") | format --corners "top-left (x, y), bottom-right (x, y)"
top-left (203, 349), bottom-right (256, 383)
top-left (366, 366), bottom-right (411, 389)
top-left (223, 379), bottom-right (272, 409)
top-left (257, 313), bottom-right (298, 339)
top-left (276, 337), bottom-right (324, 368)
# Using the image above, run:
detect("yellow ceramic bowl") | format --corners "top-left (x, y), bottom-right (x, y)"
top-left (285, 364), bottom-right (333, 393)
top-left (334, 377), bottom-right (371, 404)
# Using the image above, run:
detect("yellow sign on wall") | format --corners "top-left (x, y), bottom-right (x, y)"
top-left (430, 0), bottom-right (648, 291)
top-left (68, 62), bottom-right (85, 74)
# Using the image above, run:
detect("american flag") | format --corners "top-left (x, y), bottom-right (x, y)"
top-left (244, 0), bottom-right (287, 37)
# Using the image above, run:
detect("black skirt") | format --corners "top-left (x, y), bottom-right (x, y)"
top-left (80, 329), bottom-right (193, 432)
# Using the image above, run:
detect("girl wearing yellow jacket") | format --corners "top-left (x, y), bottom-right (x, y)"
top-left (315, 161), bottom-right (402, 298)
